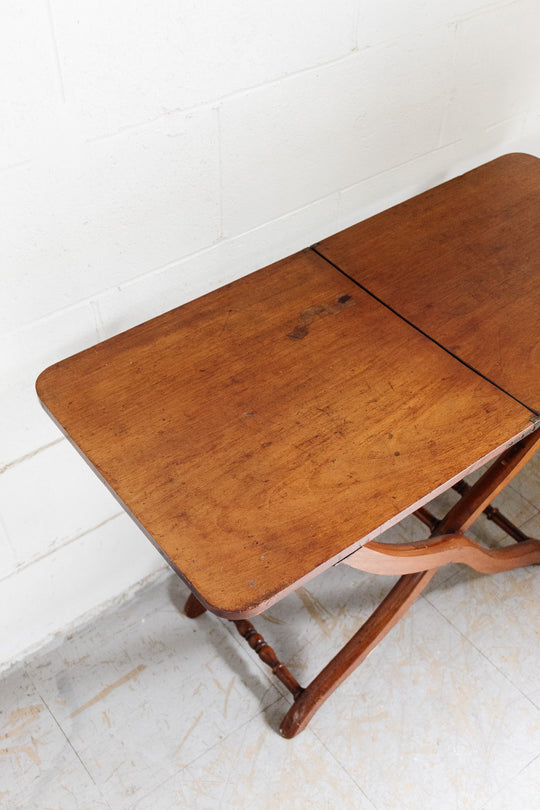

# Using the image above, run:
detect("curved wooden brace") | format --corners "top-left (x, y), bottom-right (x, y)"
top-left (343, 533), bottom-right (540, 576)
top-left (279, 570), bottom-right (435, 738)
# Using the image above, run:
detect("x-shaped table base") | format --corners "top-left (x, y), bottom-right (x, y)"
top-left (185, 427), bottom-right (540, 738)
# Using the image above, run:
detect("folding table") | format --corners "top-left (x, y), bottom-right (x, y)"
top-left (36, 153), bottom-right (540, 738)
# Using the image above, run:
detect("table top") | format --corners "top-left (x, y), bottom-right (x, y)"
top-left (317, 153), bottom-right (540, 413)
top-left (37, 264), bottom-right (531, 618)
top-left (37, 238), bottom-right (536, 616)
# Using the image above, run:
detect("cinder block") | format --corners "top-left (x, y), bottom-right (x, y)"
top-left (0, 109), bottom-right (220, 334)
top-left (0, 0), bottom-right (61, 168)
top-left (221, 27), bottom-right (454, 236)
top-left (50, 0), bottom-right (357, 139)
top-left (0, 440), bottom-right (122, 567)
top-left (441, 1), bottom-right (540, 144)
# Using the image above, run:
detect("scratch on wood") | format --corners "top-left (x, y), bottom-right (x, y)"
top-left (69, 664), bottom-right (146, 718)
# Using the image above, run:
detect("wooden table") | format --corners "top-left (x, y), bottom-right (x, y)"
top-left (37, 153), bottom-right (540, 738)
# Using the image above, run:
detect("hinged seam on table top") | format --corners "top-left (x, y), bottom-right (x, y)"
top-left (311, 245), bottom-right (539, 420)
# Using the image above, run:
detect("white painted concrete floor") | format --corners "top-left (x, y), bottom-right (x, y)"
top-left (2, 453), bottom-right (540, 810)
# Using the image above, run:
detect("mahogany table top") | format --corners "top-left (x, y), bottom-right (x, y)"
top-left (37, 244), bottom-right (535, 618)
top-left (317, 153), bottom-right (540, 413)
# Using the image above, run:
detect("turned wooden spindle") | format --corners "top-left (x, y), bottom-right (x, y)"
top-left (184, 593), bottom-right (303, 699)
top-left (412, 506), bottom-right (439, 531)
top-left (233, 619), bottom-right (304, 699)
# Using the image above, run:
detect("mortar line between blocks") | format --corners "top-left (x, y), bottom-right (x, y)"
top-left (0, 512), bottom-right (123, 586)
top-left (216, 107), bottom-right (224, 240)
top-left (0, 438), bottom-right (65, 476)
top-left (0, 157), bottom-right (32, 175)
top-left (45, 0), bottom-right (66, 103)
top-left (337, 139), bottom-right (463, 203)
top-left (437, 22), bottom-right (459, 149)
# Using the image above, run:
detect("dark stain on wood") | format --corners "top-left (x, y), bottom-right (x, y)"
top-left (287, 293), bottom-right (356, 340)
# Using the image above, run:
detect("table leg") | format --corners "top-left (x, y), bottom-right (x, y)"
top-left (184, 572), bottom-right (436, 738)
top-left (279, 569), bottom-right (435, 738)
top-left (184, 593), bottom-right (207, 618)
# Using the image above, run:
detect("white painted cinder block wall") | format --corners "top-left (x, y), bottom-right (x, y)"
top-left (2, 0), bottom-right (540, 669)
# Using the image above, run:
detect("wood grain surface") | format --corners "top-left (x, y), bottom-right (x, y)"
top-left (317, 153), bottom-right (540, 412)
top-left (36, 249), bottom-right (534, 618)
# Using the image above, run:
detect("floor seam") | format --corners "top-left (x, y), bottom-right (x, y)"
top-left (310, 726), bottom-right (381, 809)
top-left (423, 591), bottom-right (539, 708)
top-left (481, 751), bottom-right (540, 808)
top-left (32, 682), bottom-right (113, 809)
top-left (129, 691), bottom-right (287, 807)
